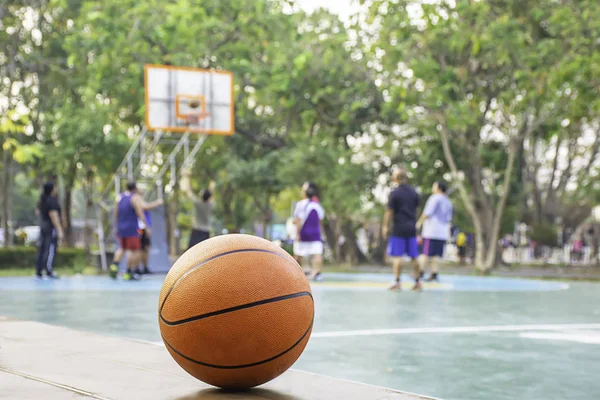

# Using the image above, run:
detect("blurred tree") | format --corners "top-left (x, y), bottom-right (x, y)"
top-left (366, 0), bottom-right (596, 270)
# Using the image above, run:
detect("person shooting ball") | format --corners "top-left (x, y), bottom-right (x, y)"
top-left (181, 168), bottom-right (216, 249)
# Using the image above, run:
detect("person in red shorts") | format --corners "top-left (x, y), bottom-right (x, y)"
top-left (109, 182), bottom-right (151, 281)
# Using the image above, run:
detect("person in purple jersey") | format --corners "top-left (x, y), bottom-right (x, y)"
top-left (293, 182), bottom-right (325, 281)
top-left (382, 167), bottom-right (422, 291)
top-left (109, 182), bottom-right (161, 281)
top-left (417, 181), bottom-right (453, 282)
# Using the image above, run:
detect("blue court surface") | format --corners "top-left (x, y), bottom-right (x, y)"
top-left (1, 273), bottom-right (599, 400)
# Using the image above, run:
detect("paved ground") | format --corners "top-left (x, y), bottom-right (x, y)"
top-left (0, 274), bottom-right (598, 400)
top-left (0, 317), bottom-right (432, 400)
top-left (347, 263), bottom-right (600, 280)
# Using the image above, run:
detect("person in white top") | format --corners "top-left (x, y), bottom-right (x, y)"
top-left (293, 182), bottom-right (325, 281)
top-left (416, 181), bottom-right (453, 282)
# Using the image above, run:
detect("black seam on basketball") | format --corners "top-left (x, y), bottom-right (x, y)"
top-left (159, 248), bottom-right (303, 314)
top-left (161, 291), bottom-right (313, 326)
top-left (161, 318), bottom-right (314, 369)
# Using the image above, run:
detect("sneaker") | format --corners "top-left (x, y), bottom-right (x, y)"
top-left (412, 282), bottom-right (423, 292)
top-left (34, 275), bottom-right (44, 281)
top-left (123, 272), bottom-right (141, 281)
top-left (141, 267), bottom-right (152, 275)
top-left (313, 272), bottom-right (323, 282)
top-left (47, 273), bottom-right (59, 280)
top-left (109, 264), bottom-right (119, 280)
top-left (426, 273), bottom-right (439, 282)
top-left (388, 282), bottom-right (401, 291)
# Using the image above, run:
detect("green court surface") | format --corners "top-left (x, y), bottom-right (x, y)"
top-left (0, 273), bottom-right (599, 400)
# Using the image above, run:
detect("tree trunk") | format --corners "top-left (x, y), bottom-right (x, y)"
top-left (341, 219), bottom-right (367, 264)
top-left (482, 140), bottom-right (520, 270)
top-left (61, 162), bottom-right (78, 248)
top-left (260, 193), bottom-right (271, 240)
top-left (2, 149), bottom-right (13, 248)
top-left (63, 187), bottom-right (73, 247)
top-left (438, 127), bottom-right (487, 270)
top-left (590, 222), bottom-right (600, 266)
top-left (322, 218), bottom-right (339, 262)
top-left (83, 198), bottom-right (90, 259)
top-left (372, 215), bottom-right (387, 264)
top-left (83, 169), bottom-right (94, 262)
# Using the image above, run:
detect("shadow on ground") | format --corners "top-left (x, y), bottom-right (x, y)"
top-left (175, 387), bottom-right (302, 400)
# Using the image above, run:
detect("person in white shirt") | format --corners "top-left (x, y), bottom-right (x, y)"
top-left (293, 182), bottom-right (325, 281)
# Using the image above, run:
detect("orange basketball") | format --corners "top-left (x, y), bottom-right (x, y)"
top-left (158, 234), bottom-right (314, 389)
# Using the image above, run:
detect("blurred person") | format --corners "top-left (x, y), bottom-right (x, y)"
top-left (382, 167), bottom-right (422, 291)
top-left (181, 169), bottom-right (215, 249)
top-left (109, 181), bottom-right (150, 281)
top-left (293, 182), bottom-right (325, 281)
top-left (35, 182), bottom-right (63, 280)
top-left (417, 181), bottom-right (453, 282)
top-left (456, 230), bottom-right (467, 265)
top-left (136, 190), bottom-right (163, 275)
top-left (572, 235), bottom-right (583, 262)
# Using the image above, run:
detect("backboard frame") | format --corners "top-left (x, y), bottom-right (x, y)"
top-left (144, 64), bottom-right (235, 135)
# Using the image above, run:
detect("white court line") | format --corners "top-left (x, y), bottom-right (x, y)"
top-left (311, 323), bottom-right (600, 338)
top-left (520, 331), bottom-right (600, 344)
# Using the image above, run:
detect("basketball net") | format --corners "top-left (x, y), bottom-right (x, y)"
top-left (182, 113), bottom-right (211, 128)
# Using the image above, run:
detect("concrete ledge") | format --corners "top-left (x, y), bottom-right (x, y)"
top-left (0, 318), bottom-right (433, 399)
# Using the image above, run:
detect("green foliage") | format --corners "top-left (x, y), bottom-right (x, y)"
top-left (2, 0), bottom-right (598, 266)
top-left (0, 247), bottom-right (87, 270)
top-left (365, 0), bottom-right (599, 267)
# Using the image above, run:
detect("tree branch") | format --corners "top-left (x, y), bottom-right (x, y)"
top-left (211, 15), bottom-right (242, 53)
top-left (142, 33), bottom-right (169, 57)
top-left (234, 125), bottom-right (285, 150)
top-left (547, 134), bottom-right (563, 193)
top-left (582, 125), bottom-right (600, 177)
top-left (437, 123), bottom-right (485, 262)
top-left (555, 137), bottom-right (577, 194)
top-left (487, 135), bottom-right (522, 266)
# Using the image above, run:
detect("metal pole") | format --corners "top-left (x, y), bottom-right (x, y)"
top-left (157, 180), bottom-right (164, 201)
top-left (114, 176), bottom-right (121, 197)
top-left (184, 135), bottom-right (190, 161)
top-left (140, 136), bottom-right (146, 167)
top-left (96, 205), bottom-right (108, 271)
top-left (170, 159), bottom-right (177, 187)
top-left (156, 132), bottom-right (191, 179)
top-left (127, 154), bottom-right (134, 181)
top-left (181, 135), bottom-right (208, 171)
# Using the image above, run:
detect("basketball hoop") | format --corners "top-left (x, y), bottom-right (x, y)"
top-left (144, 64), bottom-right (234, 135)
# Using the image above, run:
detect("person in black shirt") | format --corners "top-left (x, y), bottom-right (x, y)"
top-left (35, 182), bottom-right (64, 279)
top-left (382, 167), bottom-right (422, 291)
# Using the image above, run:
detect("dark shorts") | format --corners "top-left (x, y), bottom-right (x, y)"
top-left (458, 246), bottom-right (466, 257)
top-left (423, 238), bottom-right (446, 257)
top-left (188, 229), bottom-right (210, 249)
top-left (119, 236), bottom-right (141, 251)
top-left (140, 229), bottom-right (151, 249)
top-left (387, 236), bottom-right (419, 259)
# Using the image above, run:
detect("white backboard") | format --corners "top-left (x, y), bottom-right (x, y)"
top-left (144, 64), bottom-right (234, 135)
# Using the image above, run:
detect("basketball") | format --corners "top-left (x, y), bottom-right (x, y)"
top-left (158, 234), bottom-right (314, 389)
top-left (189, 99), bottom-right (200, 109)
